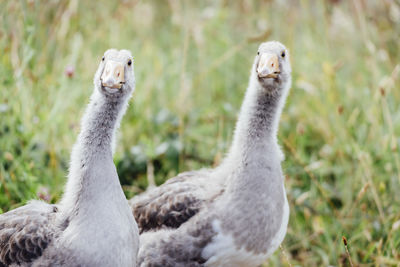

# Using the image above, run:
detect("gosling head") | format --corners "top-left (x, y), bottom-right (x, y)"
top-left (254, 41), bottom-right (291, 91)
top-left (94, 49), bottom-right (135, 97)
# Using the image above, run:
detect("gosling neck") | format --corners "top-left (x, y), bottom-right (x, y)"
top-left (60, 87), bottom-right (130, 214)
top-left (227, 68), bottom-right (290, 162)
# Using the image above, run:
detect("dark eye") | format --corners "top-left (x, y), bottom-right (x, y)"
top-left (102, 56), bottom-right (105, 61)
top-left (127, 59), bottom-right (132, 66)
top-left (257, 51), bottom-right (260, 55)
top-left (281, 51), bottom-right (285, 58)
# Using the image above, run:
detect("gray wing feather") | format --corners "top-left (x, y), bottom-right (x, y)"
top-left (0, 200), bottom-right (58, 266)
top-left (130, 169), bottom-right (219, 233)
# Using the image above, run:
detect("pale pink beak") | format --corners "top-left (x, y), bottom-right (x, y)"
top-left (257, 53), bottom-right (280, 79)
top-left (101, 60), bottom-right (125, 89)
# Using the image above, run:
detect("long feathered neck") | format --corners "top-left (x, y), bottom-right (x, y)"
top-left (216, 64), bottom-right (291, 255)
top-left (60, 87), bottom-right (130, 215)
top-left (227, 67), bottom-right (289, 162)
top-left (73, 89), bottom-right (127, 157)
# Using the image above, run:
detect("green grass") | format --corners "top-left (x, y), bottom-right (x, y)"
top-left (1, 0), bottom-right (400, 265)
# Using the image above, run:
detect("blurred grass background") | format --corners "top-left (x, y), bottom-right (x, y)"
top-left (1, 0), bottom-right (400, 265)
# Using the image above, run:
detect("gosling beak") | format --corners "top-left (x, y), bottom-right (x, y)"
top-left (257, 53), bottom-right (280, 79)
top-left (101, 60), bottom-right (125, 89)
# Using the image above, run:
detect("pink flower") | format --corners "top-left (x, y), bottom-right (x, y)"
top-left (65, 65), bottom-right (75, 78)
top-left (37, 186), bottom-right (51, 202)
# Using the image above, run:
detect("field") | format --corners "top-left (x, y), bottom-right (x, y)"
top-left (1, 0), bottom-right (400, 265)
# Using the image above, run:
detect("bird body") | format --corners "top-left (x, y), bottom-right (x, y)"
top-left (0, 49), bottom-right (139, 267)
top-left (131, 41), bottom-right (291, 266)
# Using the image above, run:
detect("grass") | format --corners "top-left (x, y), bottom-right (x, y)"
top-left (1, 0), bottom-right (400, 265)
